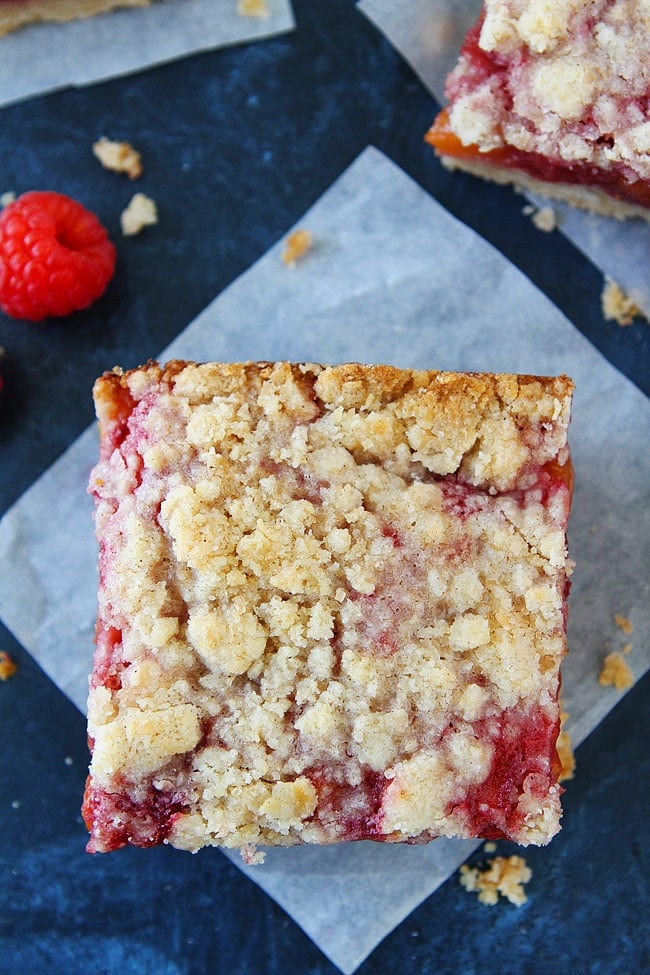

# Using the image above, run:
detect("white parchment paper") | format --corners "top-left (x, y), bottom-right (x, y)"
top-left (0, 147), bottom-right (648, 974)
top-left (0, 0), bottom-right (294, 107)
top-left (359, 0), bottom-right (650, 317)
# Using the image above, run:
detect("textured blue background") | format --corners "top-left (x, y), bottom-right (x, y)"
top-left (0, 2), bottom-right (648, 972)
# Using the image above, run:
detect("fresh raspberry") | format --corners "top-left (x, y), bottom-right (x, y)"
top-left (0, 191), bottom-right (116, 322)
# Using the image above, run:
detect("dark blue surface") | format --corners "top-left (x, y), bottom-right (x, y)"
top-left (0, 3), bottom-right (648, 973)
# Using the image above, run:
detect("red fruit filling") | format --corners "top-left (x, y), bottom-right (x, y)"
top-left (449, 705), bottom-right (562, 839)
top-left (83, 776), bottom-right (189, 854)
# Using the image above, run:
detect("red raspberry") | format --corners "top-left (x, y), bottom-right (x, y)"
top-left (0, 191), bottom-right (116, 322)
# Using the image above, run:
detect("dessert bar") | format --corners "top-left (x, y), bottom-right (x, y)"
top-left (0, 0), bottom-right (149, 37)
top-left (426, 0), bottom-right (650, 220)
top-left (83, 360), bottom-right (574, 854)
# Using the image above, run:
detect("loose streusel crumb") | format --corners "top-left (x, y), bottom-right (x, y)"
top-left (120, 193), bottom-right (158, 237)
top-left (460, 855), bottom-right (532, 906)
top-left (601, 279), bottom-right (643, 327)
top-left (240, 842), bottom-right (266, 865)
top-left (483, 841), bottom-right (497, 853)
top-left (237, 0), bottom-right (270, 18)
top-left (93, 138), bottom-right (143, 180)
top-left (614, 613), bottom-right (633, 636)
top-left (598, 652), bottom-right (634, 691)
top-left (83, 361), bottom-right (574, 855)
top-left (524, 206), bottom-right (557, 232)
top-left (622, 643), bottom-right (632, 655)
top-left (281, 229), bottom-right (313, 266)
top-left (556, 707), bottom-right (575, 782)
top-left (0, 192), bottom-right (16, 208)
top-left (0, 651), bottom-right (17, 681)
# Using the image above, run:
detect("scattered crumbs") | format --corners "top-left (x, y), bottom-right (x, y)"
top-left (601, 278), bottom-right (644, 327)
top-left (522, 203), bottom-right (557, 232)
top-left (622, 642), bottom-right (632, 655)
top-left (483, 841), bottom-right (497, 853)
top-left (64, 756), bottom-right (74, 766)
top-left (240, 842), bottom-right (265, 865)
top-left (11, 799), bottom-right (21, 810)
top-left (281, 228), bottom-right (313, 266)
top-left (598, 651), bottom-right (634, 691)
top-left (460, 856), bottom-right (532, 907)
top-left (557, 707), bottom-right (575, 782)
top-left (120, 193), bottom-right (158, 237)
top-left (614, 613), bottom-right (633, 636)
top-left (237, 0), bottom-right (270, 17)
top-left (93, 137), bottom-right (143, 180)
top-left (0, 651), bottom-right (17, 681)
top-left (0, 191), bottom-right (16, 208)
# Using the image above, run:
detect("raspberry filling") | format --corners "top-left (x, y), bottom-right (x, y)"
top-left (83, 777), bottom-right (189, 853)
top-left (448, 706), bottom-right (562, 839)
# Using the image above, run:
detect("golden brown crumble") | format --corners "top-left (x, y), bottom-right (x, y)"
top-left (120, 193), bottom-right (158, 237)
top-left (601, 280), bottom-right (644, 327)
top-left (598, 652), bottom-right (634, 691)
top-left (0, 0), bottom-right (150, 37)
top-left (0, 651), bottom-right (17, 682)
top-left (556, 707), bottom-right (575, 782)
top-left (237, 0), bottom-right (270, 18)
top-left (281, 229), bottom-right (313, 266)
top-left (86, 361), bottom-right (573, 853)
top-left (613, 613), bottom-right (634, 635)
top-left (459, 855), bottom-right (532, 906)
top-left (93, 138), bottom-right (143, 180)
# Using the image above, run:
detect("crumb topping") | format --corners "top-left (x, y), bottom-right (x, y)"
top-left (598, 651), bottom-right (634, 691)
top-left (92, 137), bottom-right (143, 180)
top-left (0, 651), bottom-right (17, 681)
top-left (601, 279), bottom-right (643, 326)
top-left (281, 229), bottom-right (313, 266)
top-left (86, 361), bottom-right (573, 853)
top-left (460, 854), bottom-right (532, 906)
top-left (120, 193), bottom-right (158, 237)
top-left (446, 1), bottom-right (650, 182)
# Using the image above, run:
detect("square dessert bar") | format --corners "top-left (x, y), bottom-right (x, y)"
top-left (83, 360), bottom-right (574, 854)
top-left (426, 0), bottom-right (650, 220)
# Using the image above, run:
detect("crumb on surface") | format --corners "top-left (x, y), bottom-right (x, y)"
top-left (528, 206), bottom-right (557, 232)
top-left (120, 193), bottom-right (158, 237)
top-left (598, 651), bottom-right (634, 691)
top-left (460, 855), bottom-right (532, 906)
top-left (601, 279), bottom-right (643, 326)
top-left (622, 642), bottom-right (632, 655)
top-left (240, 842), bottom-right (266, 865)
top-left (483, 841), bottom-right (497, 853)
top-left (557, 707), bottom-right (575, 782)
top-left (93, 137), bottom-right (143, 179)
top-left (237, 0), bottom-right (270, 17)
top-left (614, 613), bottom-right (633, 636)
top-left (0, 191), bottom-right (16, 208)
top-left (0, 651), bottom-right (17, 681)
top-left (281, 228), bottom-right (313, 266)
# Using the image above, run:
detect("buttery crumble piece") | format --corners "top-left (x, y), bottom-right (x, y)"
top-left (120, 193), bottom-right (158, 237)
top-left (598, 652), bottom-right (634, 691)
top-left (601, 279), bottom-right (644, 327)
top-left (426, 1), bottom-right (650, 220)
top-left (93, 138), bottom-right (143, 180)
top-left (523, 205), bottom-right (557, 233)
top-left (0, 0), bottom-right (150, 38)
top-left (556, 707), bottom-right (575, 782)
top-left (281, 229), bottom-right (313, 266)
top-left (83, 360), bottom-right (574, 855)
top-left (0, 651), bottom-right (17, 681)
top-left (237, 0), bottom-right (270, 18)
top-left (614, 613), bottom-right (633, 636)
top-left (460, 855), bottom-right (532, 906)
top-left (0, 192), bottom-right (17, 208)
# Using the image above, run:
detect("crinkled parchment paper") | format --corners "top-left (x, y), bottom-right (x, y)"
top-left (0, 0), bottom-right (294, 107)
top-left (359, 0), bottom-right (650, 317)
top-left (0, 147), bottom-right (648, 974)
